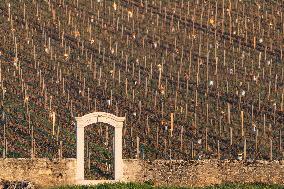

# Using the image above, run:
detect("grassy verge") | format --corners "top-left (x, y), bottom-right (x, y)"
top-left (49, 183), bottom-right (284, 189)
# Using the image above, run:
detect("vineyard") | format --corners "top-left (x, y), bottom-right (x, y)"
top-left (0, 0), bottom-right (283, 180)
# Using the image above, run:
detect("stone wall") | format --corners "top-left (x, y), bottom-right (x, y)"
top-left (0, 158), bottom-right (283, 188)
top-left (122, 159), bottom-right (284, 187)
top-left (0, 158), bottom-right (77, 187)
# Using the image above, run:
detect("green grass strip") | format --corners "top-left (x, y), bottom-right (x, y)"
top-left (48, 183), bottom-right (284, 189)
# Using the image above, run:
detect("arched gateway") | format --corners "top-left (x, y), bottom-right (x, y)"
top-left (75, 112), bottom-right (125, 183)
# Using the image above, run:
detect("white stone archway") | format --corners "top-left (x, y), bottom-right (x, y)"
top-left (75, 112), bottom-right (125, 183)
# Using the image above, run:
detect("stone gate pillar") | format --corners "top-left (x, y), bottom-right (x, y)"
top-left (114, 123), bottom-right (123, 180)
top-left (76, 123), bottom-right (84, 181)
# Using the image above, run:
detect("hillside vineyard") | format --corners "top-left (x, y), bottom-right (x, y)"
top-left (0, 0), bottom-right (283, 164)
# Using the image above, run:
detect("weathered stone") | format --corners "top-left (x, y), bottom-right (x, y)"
top-left (0, 179), bottom-right (35, 189)
top-left (0, 159), bottom-right (283, 188)
top-left (123, 159), bottom-right (284, 187)
top-left (0, 158), bottom-right (76, 188)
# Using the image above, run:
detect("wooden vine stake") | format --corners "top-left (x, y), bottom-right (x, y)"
top-left (52, 111), bottom-right (56, 136)
top-left (281, 93), bottom-right (283, 111)
top-left (33, 139), bottom-right (36, 158)
top-left (136, 136), bottom-right (140, 159)
top-left (241, 111), bottom-right (244, 137)
top-left (243, 138), bottom-right (247, 161)
top-left (146, 115), bottom-right (149, 135)
top-left (58, 140), bottom-right (63, 159)
top-left (217, 140), bottom-right (220, 159)
top-left (170, 113), bottom-right (174, 137)
top-left (205, 127), bottom-right (208, 151)
top-left (180, 126), bottom-right (183, 150)
top-left (227, 103), bottom-right (231, 124)
top-left (191, 141), bottom-right (194, 159)
top-left (31, 122), bottom-right (34, 158)
top-left (270, 138), bottom-right (273, 161)
top-left (3, 121), bottom-right (6, 158)
top-left (280, 130), bottom-right (282, 152)
top-left (88, 152), bottom-right (91, 170)
top-left (255, 129), bottom-right (258, 156)
top-left (230, 127), bottom-right (233, 146)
